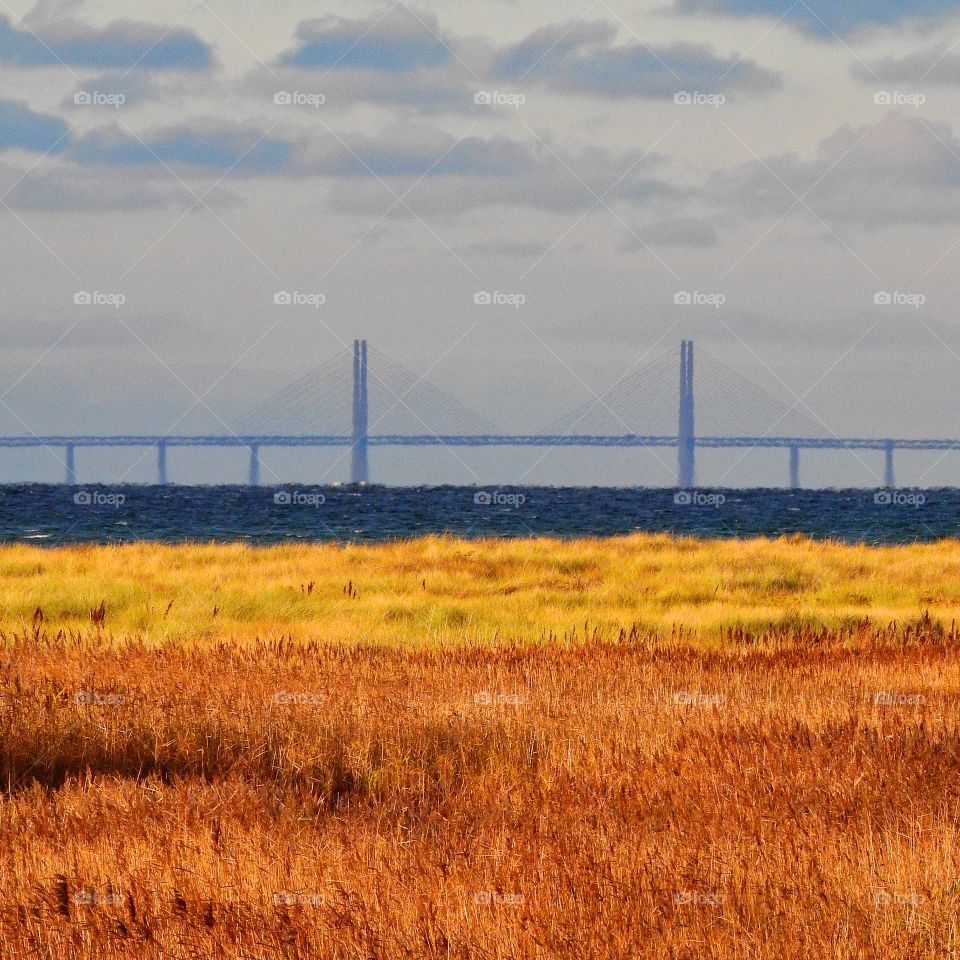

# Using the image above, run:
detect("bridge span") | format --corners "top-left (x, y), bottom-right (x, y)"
top-left (0, 432), bottom-right (935, 489)
top-left (1, 341), bottom-right (947, 487)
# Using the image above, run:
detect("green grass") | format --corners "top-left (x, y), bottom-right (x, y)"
top-left (3, 533), bottom-right (960, 647)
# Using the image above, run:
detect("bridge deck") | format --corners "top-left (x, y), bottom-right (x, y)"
top-left (0, 435), bottom-right (956, 450)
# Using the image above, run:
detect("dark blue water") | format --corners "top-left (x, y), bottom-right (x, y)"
top-left (0, 485), bottom-right (955, 545)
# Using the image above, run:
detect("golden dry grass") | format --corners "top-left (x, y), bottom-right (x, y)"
top-left (2, 538), bottom-right (960, 957)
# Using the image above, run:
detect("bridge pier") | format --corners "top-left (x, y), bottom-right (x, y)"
top-left (249, 443), bottom-right (260, 486)
top-left (789, 445), bottom-right (800, 489)
top-left (884, 440), bottom-right (895, 488)
top-left (677, 340), bottom-right (695, 488)
top-left (157, 440), bottom-right (168, 485)
top-left (65, 442), bottom-right (76, 485)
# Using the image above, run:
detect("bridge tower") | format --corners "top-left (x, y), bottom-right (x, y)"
top-left (351, 339), bottom-right (369, 484)
top-left (678, 340), bottom-right (695, 488)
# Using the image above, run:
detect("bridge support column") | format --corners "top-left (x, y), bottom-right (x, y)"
top-left (249, 444), bottom-right (260, 487)
top-left (677, 340), bottom-right (695, 488)
top-left (65, 442), bottom-right (76, 485)
top-left (157, 440), bottom-right (168, 485)
top-left (351, 338), bottom-right (369, 484)
top-left (884, 440), bottom-right (895, 488)
top-left (789, 445), bottom-right (800, 490)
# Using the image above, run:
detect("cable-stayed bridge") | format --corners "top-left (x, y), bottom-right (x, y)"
top-left (1, 340), bottom-right (951, 487)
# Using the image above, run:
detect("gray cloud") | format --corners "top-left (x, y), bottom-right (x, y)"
top-left (55, 118), bottom-right (677, 218)
top-left (629, 216), bottom-right (719, 247)
top-left (853, 45), bottom-right (960, 84)
top-left (71, 122), bottom-right (292, 174)
top-left (260, 13), bottom-right (778, 114)
top-left (0, 13), bottom-right (213, 69)
top-left (62, 71), bottom-right (203, 110)
top-left (706, 112), bottom-right (960, 228)
top-left (671, 0), bottom-right (959, 38)
top-left (459, 240), bottom-right (552, 258)
top-left (0, 99), bottom-right (69, 153)
top-left (0, 161), bottom-right (235, 210)
top-left (277, 9), bottom-right (451, 73)
top-left (246, 64), bottom-right (479, 116)
top-left (491, 20), bottom-right (780, 98)
top-left (307, 130), bottom-right (679, 215)
top-left (251, 10), bottom-right (480, 115)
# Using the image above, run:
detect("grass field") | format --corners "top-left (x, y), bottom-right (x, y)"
top-left (2, 536), bottom-right (960, 957)
top-left (4, 533), bottom-right (960, 644)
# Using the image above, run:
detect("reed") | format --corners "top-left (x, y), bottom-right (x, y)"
top-left (1, 538), bottom-right (958, 956)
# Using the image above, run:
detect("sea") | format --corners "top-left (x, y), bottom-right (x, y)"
top-left (0, 485), bottom-right (953, 545)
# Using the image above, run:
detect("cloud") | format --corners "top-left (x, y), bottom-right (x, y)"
top-left (251, 9), bottom-right (482, 115)
top-left (671, 0), bottom-right (958, 38)
top-left (57, 115), bottom-right (681, 217)
top-left (71, 123), bottom-right (292, 173)
top-left (491, 20), bottom-right (780, 98)
top-left (853, 45), bottom-right (960, 84)
top-left (246, 64), bottom-right (477, 116)
top-left (0, 13), bottom-right (213, 69)
top-left (628, 217), bottom-right (719, 248)
top-left (263, 14), bottom-right (777, 113)
top-left (0, 99), bottom-right (69, 153)
top-left (62, 71), bottom-right (206, 110)
top-left (706, 112), bottom-right (960, 227)
top-left (278, 9), bottom-right (451, 73)
top-left (296, 127), bottom-right (538, 178)
top-left (460, 240), bottom-right (552, 258)
top-left (311, 128), bottom-right (679, 215)
top-left (0, 160), bottom-right (237, 210)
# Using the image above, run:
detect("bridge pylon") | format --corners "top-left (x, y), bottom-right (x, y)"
top-left (678, 340), bottom-right (695, 488)
top-left (351, 339), bottom-right (369, 484)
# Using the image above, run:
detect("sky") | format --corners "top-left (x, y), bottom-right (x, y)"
top-left (2, 0), bottom-right (960, 486)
